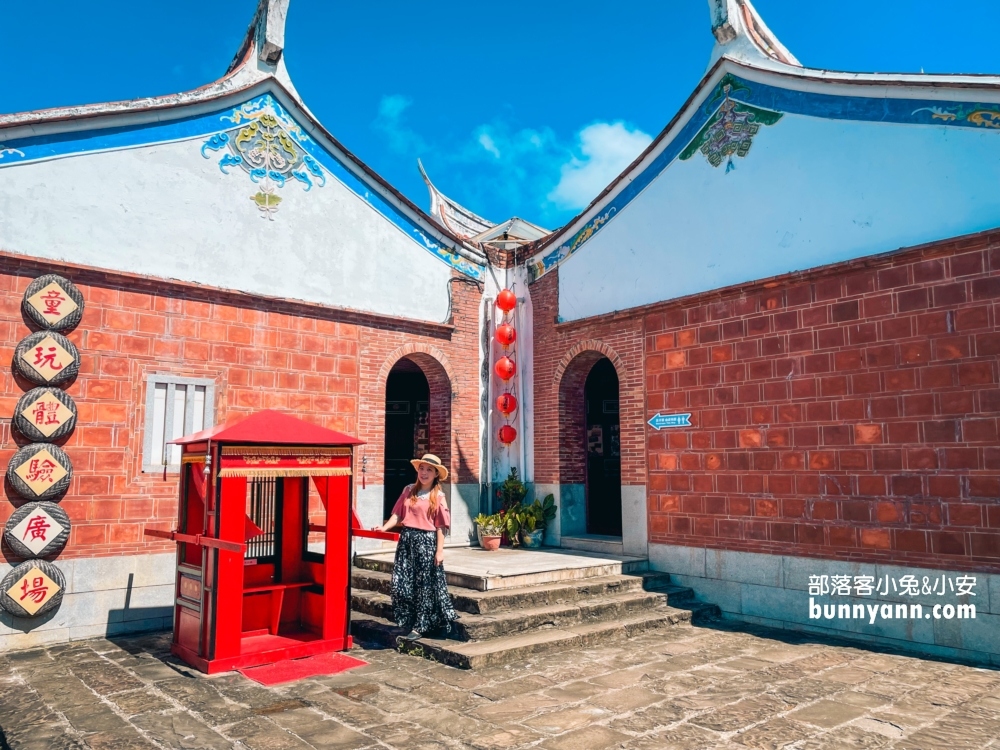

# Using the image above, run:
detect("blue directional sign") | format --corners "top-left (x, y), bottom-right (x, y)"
top-left (647, 412), bottom-right (692, 430)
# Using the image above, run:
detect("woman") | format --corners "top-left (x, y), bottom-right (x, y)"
top-left (376, 453), bottom-right (458, 643)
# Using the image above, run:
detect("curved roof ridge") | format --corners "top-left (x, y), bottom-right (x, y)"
top-left (707, 0), bottom-right (800, 71)
top-left (0, 0), bottom-right (301, 130)
top-left (418, 159), bottom-right (496, 240)
top-left (524, 0), bottom-right (1000, 281)
top-left (0, 1), bottom-right (487, 271)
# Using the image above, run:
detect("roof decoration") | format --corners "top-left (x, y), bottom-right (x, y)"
top-left (707, 0), bottom-right (800, 70)
top-left (418, 160), bottom-right (550, 253)
top-left (418, 160), bottom-right (496, 240)
top-left (524, 0), bottom-right (1000, 283)
top-left (0, 0), bottom-right (487, 279)
top-left (0, 0), bottom-right (302, 130)
top-left (471, 218), bottom-right (550, 253)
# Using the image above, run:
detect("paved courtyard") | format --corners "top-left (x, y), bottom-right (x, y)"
top-left (1, 622), bottom-right (999, 750)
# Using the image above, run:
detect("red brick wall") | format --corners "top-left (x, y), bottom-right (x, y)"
top-left (356, 275), bottom-right (482, 486)
top-left (532, 270), bottom-right (647, 488)
top-left (0, 256), bottom-right (481, 560)
top-left (641, 232), bottom-right (1000, 573)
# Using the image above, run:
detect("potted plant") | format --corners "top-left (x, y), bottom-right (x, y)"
top-left (474, 512), bottom-right (503, 551)
top-left (496, 467), bottom-right (528, 546)
top-left (516, 494), bottom-right (556, 548)
top-left (497, 467), bottom-right (528, 512)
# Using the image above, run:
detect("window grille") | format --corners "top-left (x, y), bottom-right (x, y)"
top-left (245, 478), bottom-right (280, 563)
top-left (142, 375), bottom-right (216, 472)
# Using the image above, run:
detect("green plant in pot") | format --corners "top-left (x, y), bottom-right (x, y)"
top-left (474, 512), bottom-right (503, 551)
top-left (495, 467), bottom-right (529, 546)
top-left (516, 494), bottom-right (556, 548)
top-left (497, 467), bottom-right (528, 513)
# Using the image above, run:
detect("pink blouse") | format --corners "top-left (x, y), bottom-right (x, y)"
top-left (391, 485), bottom-right (451, 531)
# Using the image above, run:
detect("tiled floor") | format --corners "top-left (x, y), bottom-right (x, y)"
top-left (2, 620), bottom-right (999, 749)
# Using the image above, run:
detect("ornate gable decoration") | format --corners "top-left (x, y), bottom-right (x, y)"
top-left (680, 76), bottom-right (782, 171)
top-left (201, 95), bottom-right (326, 219)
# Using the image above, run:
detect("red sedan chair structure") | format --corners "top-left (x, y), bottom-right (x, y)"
top-left (145, 410), bottom-right (396, 674)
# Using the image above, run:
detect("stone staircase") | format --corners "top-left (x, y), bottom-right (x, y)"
top-left (349, 552), bottom-right (718, 669)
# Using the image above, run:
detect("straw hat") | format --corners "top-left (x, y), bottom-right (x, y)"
top-left (410, 453), bottom-right (449, 481)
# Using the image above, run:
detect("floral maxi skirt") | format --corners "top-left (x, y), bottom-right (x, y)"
top-left (391, 527), bottom-right (457, 634)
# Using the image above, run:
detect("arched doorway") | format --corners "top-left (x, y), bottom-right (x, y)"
top-left (584, 358), bottom-right (622, 536)
top-left (383, 358), bottom-right (430, 517)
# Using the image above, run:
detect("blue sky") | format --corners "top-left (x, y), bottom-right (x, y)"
top-left (5, 1), bottom-right (992, 229)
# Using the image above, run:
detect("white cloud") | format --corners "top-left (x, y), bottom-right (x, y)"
top-left (370, 95), bottom-right (652, 225)
top-left (547, 122), bottom-right (652, 210)
top-left (372, 94), bottom-right (427, 154)
top-left (477, 132), bottom-right (501, 158)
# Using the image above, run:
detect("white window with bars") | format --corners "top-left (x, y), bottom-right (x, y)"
top-left (142, 375), bottom-right (216, 472)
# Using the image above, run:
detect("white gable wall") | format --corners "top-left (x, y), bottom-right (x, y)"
top-left (0, 135), bottom-right (453, 323)
top-left (557, 115), bottom-right (1000, 321)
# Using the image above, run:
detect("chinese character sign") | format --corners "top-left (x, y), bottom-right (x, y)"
top-left (8, 444), bottom-right (72, 500)
top-left (0, 561), bottom-right (65, 618)
top-left (4, 503), bottom-right (71, 563)
top-left (14, 388), bottom-right (78, 442)
top-left (1, 274), bottom-right (82, 623)
top-left (15, 331), bottom-right (80, 386)
top-left (6, 503), bottom-right (69, 557)
top-left (21, 275), bottom-right (84, 331)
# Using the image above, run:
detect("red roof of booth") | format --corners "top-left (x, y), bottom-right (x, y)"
top-left (169, 410), bottom-right (364, 446)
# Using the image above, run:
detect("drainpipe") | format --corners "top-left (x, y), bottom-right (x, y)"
top-left (513, 288), bottom-right (527, 492)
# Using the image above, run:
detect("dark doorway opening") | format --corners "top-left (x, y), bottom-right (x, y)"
top-left (585, 358), bottom-right (622, 536)
top-left (383, 358), bottom-right (430, 518)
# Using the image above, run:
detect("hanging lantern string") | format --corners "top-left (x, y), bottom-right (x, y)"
top-left (494, 287), bottom-right (519, 446)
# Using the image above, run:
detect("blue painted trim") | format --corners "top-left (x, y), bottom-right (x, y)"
top-left (0, 94), bottom-right (483, 280)
top-left (528, 74), bottom-right (1000, 280)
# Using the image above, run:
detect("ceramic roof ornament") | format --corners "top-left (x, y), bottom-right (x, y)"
top-left (706, 0), bottom-right (800, 71)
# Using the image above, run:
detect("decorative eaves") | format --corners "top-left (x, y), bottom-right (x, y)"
top-left (418, 159), bottom-right (496, 241)
top-left (523, 0), bottom-right (1000, 282)
top-left (706, 0), bottom-right (801, 72)
top-left (0, 0), bottom-right (486, 272)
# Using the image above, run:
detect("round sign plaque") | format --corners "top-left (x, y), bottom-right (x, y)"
top-left (13, 330), bottom-right (81, 387)
top-left (0, 559), bottom-right (66, 618)
top-left (6, 443), bottom-right (73, 502)
top-left (3, 501), bottom-right (72, 559)
top-left (12, 387), bottom-right (78, 442)
top-left (21, 274), bottom-right (85, 332)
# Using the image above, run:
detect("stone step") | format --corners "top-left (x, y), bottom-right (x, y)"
top-left (351, 568), bottom-right (678, 614)
top-left (352, 585), bottom-right (696, 641)
top-left (559, 534), bottom-right (625, 556)
top-left (350, 602), bottom-right (719, 669)
top-left (353, 547), bottom-right (648, 591)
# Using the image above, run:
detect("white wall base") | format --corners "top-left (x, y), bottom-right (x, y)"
top-left (621, 485), bottom-right (648, 558)
top-left (0, 553), bottom-right (174, 652)
top-left (650, 543), bottom-right (1000, 667)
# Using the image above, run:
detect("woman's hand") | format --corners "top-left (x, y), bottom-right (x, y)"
top-left (434, 548), bottom-right (445, 566)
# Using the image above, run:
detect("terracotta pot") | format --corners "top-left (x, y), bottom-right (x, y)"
top-left (480, 534), bottom-right (501, 551)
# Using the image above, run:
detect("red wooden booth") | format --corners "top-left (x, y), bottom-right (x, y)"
top-left (145, 410), bottom-right (397, 674)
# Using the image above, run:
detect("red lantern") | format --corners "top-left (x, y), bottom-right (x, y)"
top-left (496, 289), bottom-right (517, 312)
top-left (496, 393), bottom-right (518, 416)
top-left (495, 323), bottom-right (516, 348)
top-left (494, 356), bottom-right (516, 381)
top-left (498, 424), bottom-right (517, 444)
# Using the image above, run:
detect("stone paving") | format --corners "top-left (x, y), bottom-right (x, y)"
top-left (1, 621), bottom-right (999, 750)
